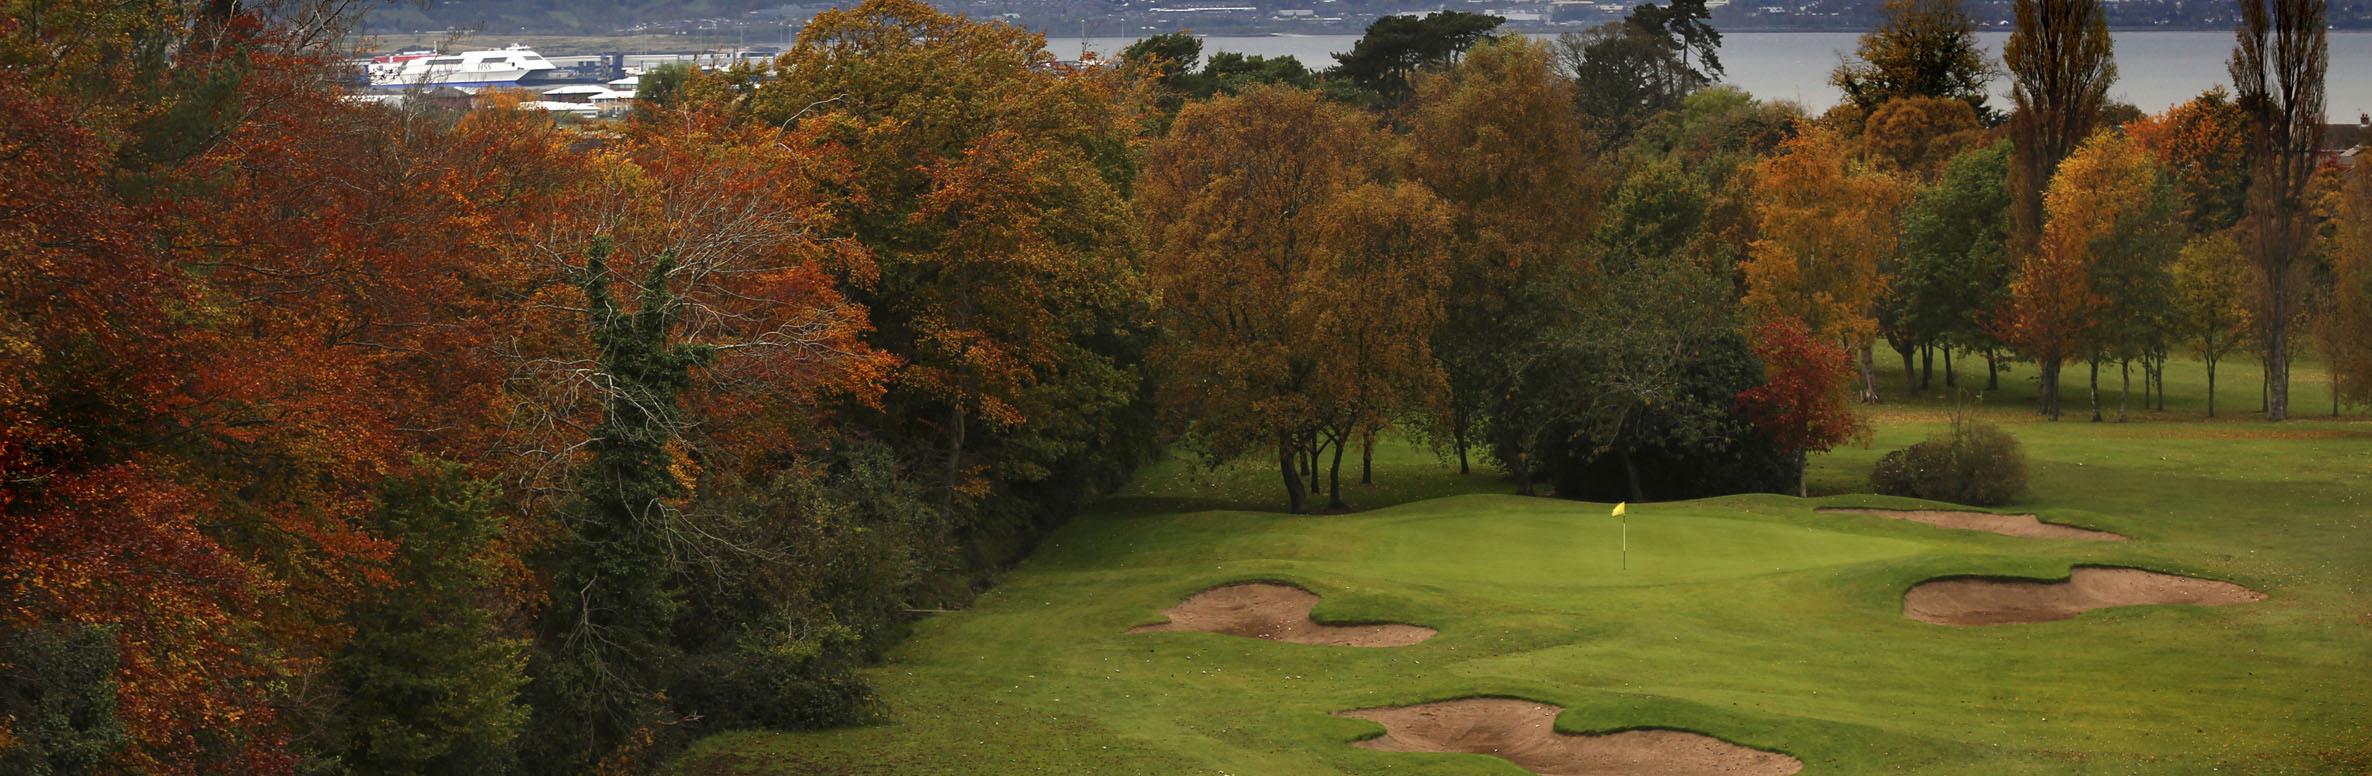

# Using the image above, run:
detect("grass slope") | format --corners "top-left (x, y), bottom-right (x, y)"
top-left (673, 357), bottom-right (2372, 775)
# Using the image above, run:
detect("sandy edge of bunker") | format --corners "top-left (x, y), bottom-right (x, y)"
top-left (1904, 566), bottom-right (2265, 625)
top-left (1817, 507), bottom-right (2129, 541)
top-left (1125, 581), bottom-right (1435, 647)
top-left (1335, 697), bottom-right (1802, 776)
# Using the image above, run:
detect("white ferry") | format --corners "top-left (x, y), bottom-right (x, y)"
top-left (368, 44), bottom-right (563, 89)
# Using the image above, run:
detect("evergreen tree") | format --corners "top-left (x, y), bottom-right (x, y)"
top-left (525, 238), bottom-right (716, 773)
top-left (333, 460), bottom-right (527, 776)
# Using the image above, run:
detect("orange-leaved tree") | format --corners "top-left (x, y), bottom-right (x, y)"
top-left (1307, 181), bottom-right (1453, 505)
top-left (1743, 122), bottom-right (1912, 402)
top-left (1140, 85), bottom-right (1443, 513)
top-left (2005, 129), bottom-right (2178, 420)
top-left (1405, 35), bottom-right (1596, 474)
top-left (744, 0), bottom-right (1157, 528)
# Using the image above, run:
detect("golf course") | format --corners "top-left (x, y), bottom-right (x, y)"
top-left (670, 361), bottom-right (2372, 775)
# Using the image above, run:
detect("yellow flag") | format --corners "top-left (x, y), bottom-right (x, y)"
top-left (1611, 502), bottom-right (1626, 517)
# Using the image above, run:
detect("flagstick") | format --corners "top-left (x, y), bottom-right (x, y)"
top-left (1621, 514), bottom-right (1627, 571)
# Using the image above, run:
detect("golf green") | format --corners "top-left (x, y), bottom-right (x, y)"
top-left (672, 359), bottom-right (2372, 775)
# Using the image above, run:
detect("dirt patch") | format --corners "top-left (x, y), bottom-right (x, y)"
top-left (1126, 582), bottom-right (1434, 647)
top-left (1904, 567), bottom-right (2265, 626)
top-left (1818, 507), bottom-right (2129, 541)
top-left (1336, 698), bottom-right (1802, 776)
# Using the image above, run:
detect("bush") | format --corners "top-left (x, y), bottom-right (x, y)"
top-left (1870, 409), bottom-right (2027, 506)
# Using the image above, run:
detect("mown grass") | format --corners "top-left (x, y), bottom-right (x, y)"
top-left (670, 355), bottom-right (2372, 775)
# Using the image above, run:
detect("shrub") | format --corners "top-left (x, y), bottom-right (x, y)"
top-left (1870, 407), bottom-right (2028, 506)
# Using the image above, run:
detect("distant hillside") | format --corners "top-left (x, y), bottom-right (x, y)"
top-left (358, 0), bottom-right (2372, 38)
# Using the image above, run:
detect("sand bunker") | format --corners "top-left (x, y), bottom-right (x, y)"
top-left (1904, 567), bottom-right (2264, 626)
top-left (1125, 582), bottom-right (1435, 647)
top-left (1336, 698), bottom-right (1802, 776)
top-left (1818, 507), bottom-right (2128, 541)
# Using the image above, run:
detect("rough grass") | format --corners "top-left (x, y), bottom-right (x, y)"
top-left (668, 356), bottom-right (2372, 775)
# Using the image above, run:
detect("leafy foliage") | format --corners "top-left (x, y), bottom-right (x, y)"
top-left (1139, 85), bottom-right (1448, 512)
top-left (1737, 314), bottom-right (1868, 492)
top-left (1328, 11), bottom-right (1504, 109)
top-left (1831, 0), bottom-right (1997, 120)
top-left (333, 462), bottom-right (527, 776)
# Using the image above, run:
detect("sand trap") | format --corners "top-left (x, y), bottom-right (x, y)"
top-left (1336, 698), bottom-right (1802, 776)
top-left (1125, 582), bottom-right (1435, 647)
top-left (1818, 507), bottom-right (2128, 541)
top-left (1904, 567), bottom-right (2265, 626)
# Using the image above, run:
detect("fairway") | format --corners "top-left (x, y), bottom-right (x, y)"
top-left (672, 359), bottom-right (2372, 775)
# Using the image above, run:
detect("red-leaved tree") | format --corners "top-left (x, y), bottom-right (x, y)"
top-left (1736, 314), bottom-right (1869, 496)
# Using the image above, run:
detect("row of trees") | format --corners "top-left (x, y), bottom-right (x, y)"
top-left (1816, 0), bottom-right (2356, 422)
top-left (4, 0), bottom-right (1158, 773)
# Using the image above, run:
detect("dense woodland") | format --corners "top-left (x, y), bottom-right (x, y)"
top-left (2, 0), bottom-right (2368, 773)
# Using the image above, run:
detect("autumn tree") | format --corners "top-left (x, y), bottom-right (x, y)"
top-left (1743, 122), bottom-right (1912, 402)
top-left (1737, 315), bottom-right (1867, 496)
top-left (2324, 162), bottom-right (2372, 406)
top-left (1307, 183), bottom-right (1454, 506)
top-left (1830, 0), bottom-right (1996, 120)
top-left (2126, 89), bottom-right (2254, 235)
top-left (2070, 133), bottom-right (2183, 421)
top-left (1407, 36), bottom-right (1597, 474)
top-left (2004, 0), bottom-right (2116, 262)
top-left (2230, 0), bottom-right (2328, 421)
top-left (2171, 231), bottom-right (2254, 416)
top-left (1140, 86), bottom-right (1442, 513)
top-left (746, 0), bottom-right (1157, 545)
top-left (2006, 130), bottom-right (2177, 420)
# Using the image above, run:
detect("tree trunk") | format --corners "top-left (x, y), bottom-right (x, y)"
top-left (942, 403), bottom-right (967, 517)
top-left (1620, 449), bottom-right (1645, 503)
top-left (1452, 404), bottom-right (1470, 475)
top-left (1944, 347), bottom-right (1956, 388)
top-left (1326, 431), bottom-right (1347, 510)
top-left (2039, 359), bottom-right (2061, 420)
top-left (1360, 430), bottom-right (1374, 485)
top-left (1987, 348), bottom-right (2000, 391)
top-left (2088, 358), bottom-right (2102, 422)
top-left (1278, 434), bottom-right (1307, 514)
top-left (1859, 343), bottom-right (1882, 403)
top-left (1920, 344), bottom-right (1935, 391)
top-left (1795, 450), bottom-right (1809, 498)
top-left (1896, 340), bottom-right (1917, 395)
top-left (2117, 358), bottom-right (2130, 423)
top-left (2207, 354), bottom-right (2218, 418)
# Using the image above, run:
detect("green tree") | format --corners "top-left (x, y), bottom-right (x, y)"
top-left (1898, 140), bottom-right (2016, 390)
top-left (1554, 0), bottom-right (1723, 141)
top-left (0, 625), bottom-right (129, 776)
top-left (1831, 0), bottom-right (1996, 120)
top-left (524, 239), bottom-right (715, 773)
top-left (2171, 230), bottom-right (2252, 416)
top-left (334, 460), bottom-right (527, 776)
top-left (1328, 11), bottom-right (1503, 109)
